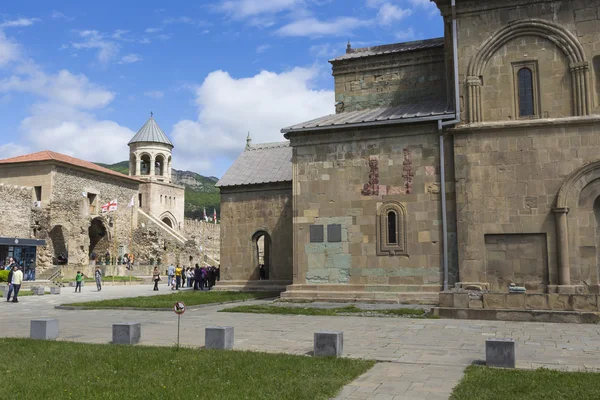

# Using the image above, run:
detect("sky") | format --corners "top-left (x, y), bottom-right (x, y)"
top-left (0, 0), bottom-right (443, 178)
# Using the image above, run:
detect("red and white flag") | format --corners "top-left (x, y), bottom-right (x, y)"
top-left (127, 196), bottom-right (135, 208)
top-left (203, 207), bottom-right (208, 222)
top-left (213, 209), bottom-right (217, 224)
top-left (101, 199), bottom-right (118, 213)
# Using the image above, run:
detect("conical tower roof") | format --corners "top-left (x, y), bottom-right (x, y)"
top-left (128, 113), bottom-right (173, 146)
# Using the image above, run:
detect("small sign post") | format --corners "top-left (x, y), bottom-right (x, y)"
top-left (173, 301), bottom-right (185, 347)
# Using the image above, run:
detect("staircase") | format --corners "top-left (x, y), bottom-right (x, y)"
top-left (138, 209), bottom-right (188, 244)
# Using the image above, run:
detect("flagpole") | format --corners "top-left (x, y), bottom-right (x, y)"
top-left (112, 209), bottom-right (117, 285)
top-left (129, 201), bottom-right (134, 284)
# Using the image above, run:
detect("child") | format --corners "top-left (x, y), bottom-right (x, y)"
top-left (75, 271), bottom-right (84, 293)
top-left (171, 275), bottom-right (176, 291)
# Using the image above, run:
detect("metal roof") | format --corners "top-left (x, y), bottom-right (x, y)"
top-left (217, 142), bottom-right (292, 188)
top-left (282, 100), bottom-right (454, 134)
top-left (331, 37), bottom-right (444, 62)
top-left (128, 116), bottom-right (173, 146)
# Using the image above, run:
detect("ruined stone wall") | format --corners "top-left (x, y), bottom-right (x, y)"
top-left (331, 46), bottom-right (447, 112)
top-left (184, 219), bottom-right (220, 263)
top-left (453, 118), bottom-right (600, 292)
top-left (290, 123), bottom-right (457, 287)
top-left (49, 166), bottom-right (139, 266)
top-left (219, 183), bottom-right (293, 281)
top-left (434, 0), bottom-right (600, 123)
top-left (0, 184), bottom-right (33, 238)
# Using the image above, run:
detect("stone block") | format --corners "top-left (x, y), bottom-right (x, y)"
top-left (50, 287), bottom-right (61, 295)
top-left (469, 298), bottom-right (483, 309)
top-left (30, 319), bottom-right (59, 340)
top-left (547, 294), bottom-right (570, 310)
top-left (33, 287), bottom-right (45, 296)
top-left (453, 293), bottom-right (469, 308)
top-left (439, 292), bottom-right (454, 307)
top-left (314, 331), bottom-right (343, 357)
top-left (486, 338), bottom-right (516, 368)
top-left (525, 294), bottom-right (548, 310)
top-left (205, 326), bottom-right (234, 350)
top-left (505, 294), bottom-right (525, 309)
top-left (483, 293), bottom-right (506, 309)
top-left (570, 295), bottom-right (598, 312)
top-left (112, 322), bottom-right (141, 345)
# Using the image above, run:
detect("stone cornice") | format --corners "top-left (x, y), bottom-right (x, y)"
top-left (331, 49), bottom-right (445, 76)
top-left (433, 0), bottom-right (553, 17)
top-left (452, 115), bottom-right (600, 133)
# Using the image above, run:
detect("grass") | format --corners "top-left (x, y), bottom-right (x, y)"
top-left (451, 365), bottom-right (600, 400)
top-left (220, 304), bottom-right (428, 317)
top-left (62, 290), bottom-right (280, 309)
top-left (0, 338), bottom-right (374, 400)
top-left (58, 276), bottom-right (143, 283)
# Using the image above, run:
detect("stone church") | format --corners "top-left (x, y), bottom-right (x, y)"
top-left (0, 114), bottom-right (195, 278)
top-left (219, 0), bottom-right (600, 314)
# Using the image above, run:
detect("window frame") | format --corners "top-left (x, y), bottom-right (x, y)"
top-left (512, 61), bottom-right (540, 120)
top-left (377, 201), bottom-right (408, 256)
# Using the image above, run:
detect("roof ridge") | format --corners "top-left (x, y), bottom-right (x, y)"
top-left (247, 141), bottom-right (290, 150)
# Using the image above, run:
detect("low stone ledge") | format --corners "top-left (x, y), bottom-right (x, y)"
top-left (433, 307), bottom-right (600, 324)
top-left (50, 287), bottom-right (61, 295)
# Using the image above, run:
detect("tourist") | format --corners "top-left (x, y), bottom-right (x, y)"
top-left (170, 275), bottom-right (176, 290)
top-left (5, 265), bottom-right (15, 302)
top-left (175, 264), bottom-right (183, 290)
top-left (7, 265), bottom-right (23, 303)
top-left (167, 263), bottom-right (175, 286)
top-left (181, 265), bottom-right (186, 288)
top-left (95, 266), bottom-right (102, 291)
top-left (259, 264), bottom-right (266, 280)
top-left (186, 268), bottom-right (193, 288)
top-left (194, 264), bottom-right (201, 290)
top-left (152, 267), bottom-right (161, 291)
top-left (75, 271), bottom-right (85, 293)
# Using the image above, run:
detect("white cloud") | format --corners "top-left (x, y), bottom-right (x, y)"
top-left (118, 53), bottom-right (142, 64)
top-left (277, 17), bottom-right (370, 37)
top-left (170, 67), bottom-right (334, 173)
top-left (256, 44), bottom-right (271, 54)
top-left (51, 11), bottom-right (73, 21)
top-left (0, 18), bottom-right (41, 28)
top-left (71, 30), bottom-right (119, 64)
top-left (145, 27), bottom-right (162, 33)
top-left (218, 0), bottom-right (302, 19)
top-left (0, 142), bottom-right (30, 158)
top-left (395, 27), bottom-right (417, 41)
top-left (0, 31), bottom-right (20, 67)
top-left (111, 29), bottom-right (129, 40)
top-left (144, 90), bottom-right (164, 99)
top-left (377, 3), bottom-right (412, 25)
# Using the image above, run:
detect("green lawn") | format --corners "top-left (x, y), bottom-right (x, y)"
top-left (62, 290), bottom-right (280, 309)
top-left (451, 366), bottom-right (600, 400)
top-left (220, 304), bottom-right (427, 317)
top-left (0, 338), bottom-right (373, 400)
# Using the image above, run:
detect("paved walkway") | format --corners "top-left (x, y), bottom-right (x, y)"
top-left (2, 285), bottom-right (600, 399)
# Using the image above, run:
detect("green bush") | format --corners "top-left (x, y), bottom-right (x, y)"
top-left (0, 270), bottom-right (9, 282)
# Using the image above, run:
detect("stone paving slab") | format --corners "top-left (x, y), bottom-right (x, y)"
top-left (3, 285), bottom-right (600, 399)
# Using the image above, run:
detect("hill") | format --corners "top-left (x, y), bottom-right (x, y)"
top-left (96, 161), bottom-right (220, 220)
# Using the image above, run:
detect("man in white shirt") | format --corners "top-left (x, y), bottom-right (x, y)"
top-left (167, 264), bottom-right (175, 287)
top-left (8, 265), bottom-right (23, 303)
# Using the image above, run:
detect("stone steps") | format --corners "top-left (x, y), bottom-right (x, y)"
top-left (213, 280), bottom-right (290, 292)
top-left (279, 290), bottom-right (439, 305)
top-left (285, 284), bottom-right (442, 293)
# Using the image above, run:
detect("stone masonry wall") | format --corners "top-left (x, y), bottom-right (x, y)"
top-left (220, 183), bottom-right (293, 281)
top-left (184, 219), bottom-right (220, 263)
top-left (331, 46), bottom-right (447, 112)
top-left (454, 119), bottom-right (600, 292)
top-left (0, 184), bottom-right (33, 239)
top-left (290, 123), bottom-right (457, 287)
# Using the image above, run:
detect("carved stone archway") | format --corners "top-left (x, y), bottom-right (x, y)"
top-left (467, 19), bottom-right (590, 123)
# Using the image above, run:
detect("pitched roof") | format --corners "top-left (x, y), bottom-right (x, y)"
top-left (282, 99), bottom-right (454, 135)
top-left (128, 116), bottom-right (173, 146)
top-left (217, 142), bottom-right (292, 188)
top-left (331, 37), bottom-right (444, 62)
top-left (0, 150), bottom-right (140, 182)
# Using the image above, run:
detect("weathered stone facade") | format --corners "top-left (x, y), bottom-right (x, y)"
top-left (184, 219), bottom-right (221, 264)
top-left (0, 184), bottom-right (34, 239)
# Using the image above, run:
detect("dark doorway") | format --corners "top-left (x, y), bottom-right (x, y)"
top-left (162, 218), bottom-right (173, 228)
top-left (89, 218), bottom-right (109, 257)
top-left (252, 231), bottom-right (271, 280)
top-left (49, 225), bottom-right (68, 265)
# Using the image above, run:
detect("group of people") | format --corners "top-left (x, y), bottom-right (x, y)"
top-left (5, 264), bottom-right (23, 303)
top-left (3, 257), bottom-right (36, 281)
top-left (152, 264), bottom-right (220, 291)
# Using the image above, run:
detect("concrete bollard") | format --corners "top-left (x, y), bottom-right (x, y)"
top-left (0, 285), bottom-right (9, 299)
top-left (30, 319), bottom-right (59, 340)
top-left (314, 331), bottom-right (343, 357)
top-left (486, 338), bottom-right (516, 368)
top-left (33, 287), bottom-right (45, 295)
top-left (50, 287), bottom-right (61, 295)
top-left (205, 326), bottom-right (234, 350)
top-left (112, 322), bottom-right (141, 345)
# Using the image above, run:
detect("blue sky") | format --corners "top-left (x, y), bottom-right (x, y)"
top-left (0, 0), bottom-right (443, 177)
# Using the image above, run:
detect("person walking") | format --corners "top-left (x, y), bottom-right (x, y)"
top-left (167, 263), bottom-right (175, 287)
top-left (181, 266), bottom-right (187, 288)
top-left (194, 264), bottom-right (201, 290)
top-left (5, 265), bottom-right (15, 302)
top-left (152, 267), bottom-right (161, 291)
top-left (8, 265), bottom-right (23, 303)
top-left (94, 266), bottom-right (102, 292)
top-left (175, 265), bottom-right (183, 290)
top-left (187, 268), bottom-right (194, 288)
top-left (75, 271), bottom-right (85, 293)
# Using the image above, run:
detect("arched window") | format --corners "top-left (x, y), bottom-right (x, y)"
top-left (377, 202), bottom-right (407, 256)
top-left (518, 67), bottom-right (534, 117)
top-left (387, 211), bottom-right (397, 244)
